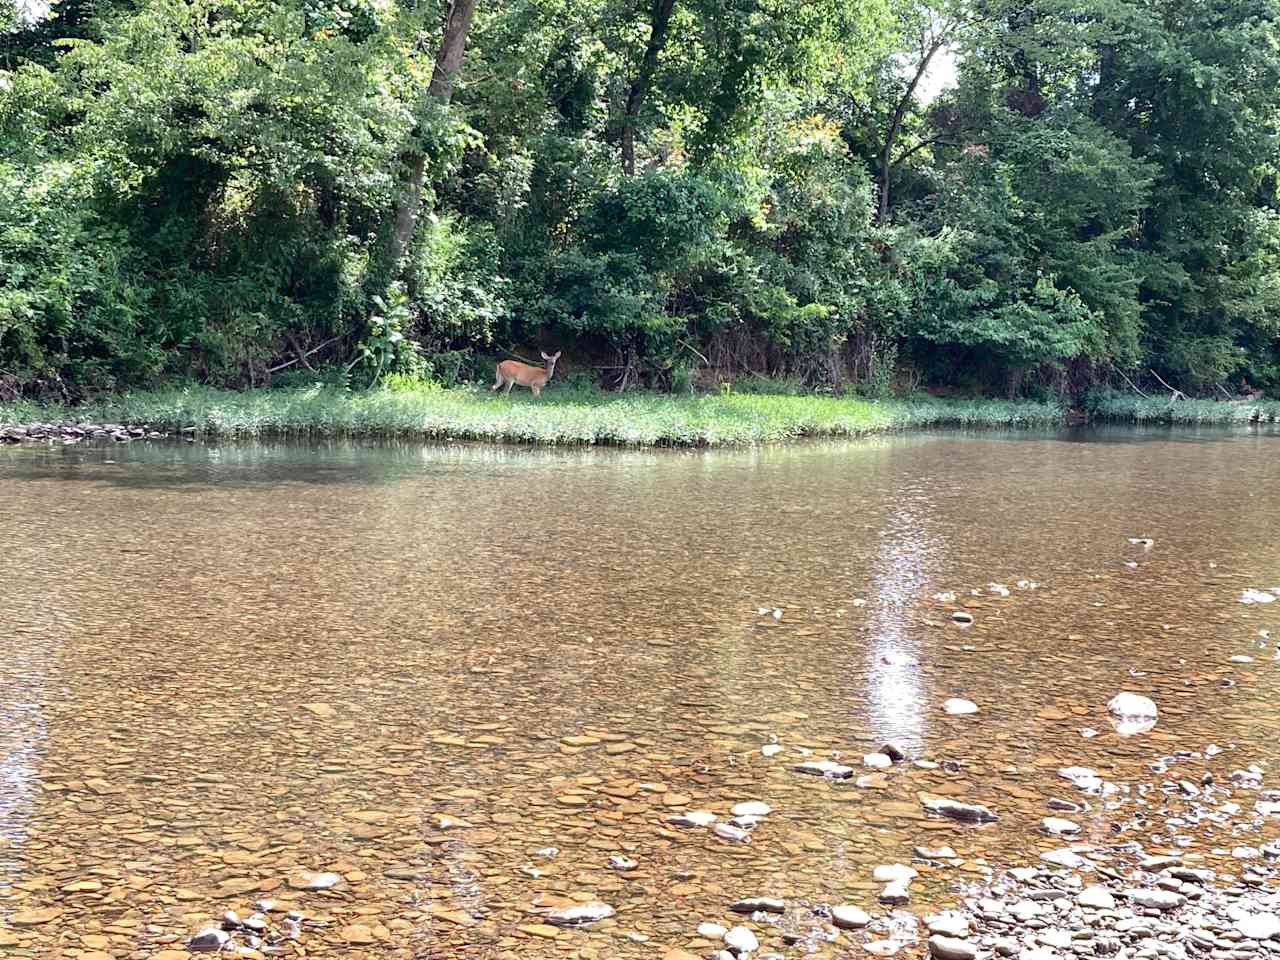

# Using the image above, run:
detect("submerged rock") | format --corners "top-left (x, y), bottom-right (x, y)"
top-left (831, 905), bottom-right (871, 929)
top-left (546, 902), bottom-right (615, 926)
top-left (794, 760), bottom-right (854, 779)
top-left (928, 935), bottom-right (977, 960)
top-left (921, 794), bottom-right (998, 823)
top-left (714, 822), bottom-right (752, 843)
top-left (732, 801), bottom-right (771, 817)
top-left (942, 698), bottom-right (978, 715)
top-left (666, 810), bottom-right (717, 827)
top-left (724, 925), bottom-right (759, 955)
top-left (730, 897), bottom-right (785, 914)
top-left (187, 929), bottom-right (230, 953)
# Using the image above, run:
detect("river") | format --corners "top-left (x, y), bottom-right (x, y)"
top-left (1, 427), bottom-right (1278, 958)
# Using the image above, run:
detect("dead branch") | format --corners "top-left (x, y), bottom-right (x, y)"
top-left (1115, 368), bottom-right (1149, 398)
top-left (1148, 368), bottom-right (1187, 400)
top-left (267, 336), bottom-right (341, 374)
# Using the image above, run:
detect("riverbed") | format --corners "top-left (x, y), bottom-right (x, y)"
top-left (1, 427), bottom-right (1278, 959)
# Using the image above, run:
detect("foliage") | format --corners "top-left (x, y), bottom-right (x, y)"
top-left (1, 0), bottom-right (1277, 402)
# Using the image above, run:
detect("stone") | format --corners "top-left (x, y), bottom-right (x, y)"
top-left (1236, 915), bottom-right (1280, 941)
top-left (1078, 887), bottom-right (1116, 910)
top-left (546, 902), bottom-right (615, 926)
top-left (725, 925), bottom-right (759, 954)
top-left (921, 794), bottom-right (998, 823)
top-left (1108, 692), bottom-right (1158, 718)
top-left (667, 810), bottom-right (717, 827)
top-left (10, 908), bottom-right (62, 926)
top-left (928, 935), bottom-right (978, 960)
top-left (340, 924), bottom-right (376, 945)
top-left (1042, 817), bottom-right (1081, 835)
top-left (288, 871), bottom-right (341, 890)
top-left (865, 941), bottom-right (903, 956)
top-left (301, 702), bottom-right (336, 719)
top-left (943, 698), bottom-right (978, 715)
top-left (794, 759), bottom-right (854, 779)
top-left (608, 855), bottom-right (638, 871)
top-left (879, 881), bottom-right (911, 904)
top-left (915, 845), bottom-right (958, 859)
top-left (731, 897), bottom-right (785, 914)
top-left (714, 823), bottom-right (752, 843)
top-left (881, 742), bottom-right (908, 762)
top-left (925, 912), bottom-right (970, 937)
top-left (864, 753), bottom-right (892, 768)
top-left (831, 905), bottom-right (871, 929)
top-left (698, 922), bottom-right (729, 939)
top-left (951, 612), bottom-right (974, 624)
top-left (188, 928), bottom-right (231, 952)
top-left (732, 801), bottom-right (772, 817)
top-left (761, 744), bottom-right (784, 757)
top-left (1128, 889), bottom-right (1184, 911)
top-left (873, 864), bottom-right (918, 883)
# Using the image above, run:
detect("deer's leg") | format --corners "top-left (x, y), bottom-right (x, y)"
top-left (532, 384), bottom-right (541, 398)
top-left (505, 379), bottom-right (515, 396)
top-left (491, 368), bottom-right (503, 391)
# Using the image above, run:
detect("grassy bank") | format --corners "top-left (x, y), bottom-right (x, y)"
top-left (0, 384), bottom-right (1064, 447)
top-left (1087, 392), bottom-right (1280, 424)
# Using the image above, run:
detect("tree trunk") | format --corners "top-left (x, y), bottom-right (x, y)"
top-left (621, 0), bottom-right (677, 175)
top-left (878, 37), bottom-right (945, 224)
top-left (386, 0), bottom-right (479, 271)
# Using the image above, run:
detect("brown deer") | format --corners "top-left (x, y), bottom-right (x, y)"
top-left (492, 351), bottom-right (561, 398)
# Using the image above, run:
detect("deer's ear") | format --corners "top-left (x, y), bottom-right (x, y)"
top-left (552, 351), bottom-right (562, 359)
top-left (540, 351), bottom-right (550, 360)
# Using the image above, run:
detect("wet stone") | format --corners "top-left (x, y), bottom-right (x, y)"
top-left (545, 901), bottom-right (615, 926)
top-left (731, 897), bottom-right (785, 914)
top-left (794, 759), bottom-right (854, 779)
top-left (187, 928), bottom-right (230, 952)
top-left (831, 905), bottom-right (872, 929)
top-left (929, 935), bottom-right (978, 960)
top-left (725, 925), bottom-right (760, 954)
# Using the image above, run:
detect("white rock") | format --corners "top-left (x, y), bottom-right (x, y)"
top-left (951, 611), bottom-right (974, 624)
top-left (925, 912), bottom-right (970, 937)
top-left (1041, 848), bottom-right (1090, 868)
top-left (863, 753), bottom-right (892, 768)
top-left (713, 823), bottom-right (751, 843)
top-left (666, 810), bottom-right (717, 827)
top-left (1240, 589), bottom-right (1276, 604)
top-left (943, 698), bottom-right (978, 715)
top-left (1077, 886), bottom-right (1115, 910)
top-left (760, 744), bottom-right (783, 757)
top-left (698, 922), bottom-right (728, 940)
top-left (546, 902), bottom-right (615, 926)
top-left (730, 897), bottom-right (785, 914)
top-left (794, 759), bottom-right (854, 779)
top-left (1236, 913), bottom-right (1280, 940)
top-left (928, 935), bottom-right (977, 960)
top-left (1127, 888), bottom-right (1184, 911)
top-left (879, 881), bottom-right (911, 904)
top-left (1042, 817), bottom-right (1081, 836)
top-left (731, 801), bottom-right (771, 817)
top-left (831, 905), bottom-right (872, 929)
top-left (922, 795), bottom-right (999, 823)
top-left (873, 864), bottom-right (918, 883)
top-left (724, 925), bottom-right (759, 954)
top-left (1231, 655), bottom-right (1255, 663)
top-left (1108, 692), bottom-right (1158, 719)
top-left (865, 941), bottom-right (904, 956)
top-left (915, 845), bottom-right (958, 860)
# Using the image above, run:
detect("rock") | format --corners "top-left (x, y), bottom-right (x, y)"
top-left (831, 905), bottom-right (872, 929)
top-left (951, 612), bottom-right (974, 624)
top-left (915, 845), bottom-right (958, 859)
top-left (928, 935), bottom-right (978, 960)
top-left (925, 912), bottom-right (970, 937)
top-left (666, 810), bottom-right (717, 827)
top-left (1078, 887), bottom-right (1116, 910)
top-left (879, 881), bottom-right (911, 904)
top-left (698, 922), bottom-right (729, 939)
top-left (794, 760), bottom-right (854, 779)
top-left (880, 742), bottom-right (908, 762)
top-left (863, 752), bottom-right (892, 768)
top-left (10, 908), bottom-right (63, 926)
top-left (301, 702), bottom-right (336, 719)
top-left (1236, 914), bottom-right (1280, 940)
top-left (1041, 848), bottom-right (1089, 868)
top-left (943, 698), bottom-right (978, 715)
top-left (873, 864), bottom-right (918, 883)
top-left (730, 897), bottom-right (785, 914)
top-left (288, 871), bottom-right (341, 890)
top-left (921, 794), bottom-right (998, 823)
top-left (725, 925), bottom-right (759, 954)
top-left (732, 801), bottom-right (772, 817)
top-left (1127, 889), bottom-right (1184, 911)
top-left (865, 941), bottom-right (903, 956)
top-left (714, 823), bottom-right (752, 843)
top-left (1059, 766), bottom-right (1106, 792)
top-left (1042, 817), bottom-right (1081, 835)
top-left (1047, 798), bottom-right (1082, 812)
top-left (222, 910), bottom-right (242, 929)
top-left (608, 855), bottom-right (638, 871)
top-left (545, 902), bottom-right (615, 926)
top-left (340, 924), bottom-right (376, 944)
top-left (761, 744), bottom-right (784, 757)
top-left (188, 929), bottom-right (231, 952)
top-left (1108, 692), bottom-right (1158, 718)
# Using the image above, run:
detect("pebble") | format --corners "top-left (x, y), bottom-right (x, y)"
top-left (1128, 889), bottom-right (1185, 911)
top-left (731, 801), bottom-right (772, 817)
top-left (187, 929), bottom-right (230, 953)
top-left (725, 925), bottom-right (759, 954)
top-left (667, 811), bottom-right (717, 827)
top-left (915, 845), bottom-right (958, 859)
top-left (714, 823), bottom-right (752, 843)
top-left (1236, 914), bottom-right (1280, 940)
top-left (730, 897), bottom-right (785, 914)
top-left (951, 612), bottom-right (974, 624)
top-left (873, 864), bottom-right (918, 883)
top-left (928, 935), bottom-right (978, 960)
top-left (865, 940), bottom-right (904, 956)
top-left (1079, 886), bottom-right (1117, 910)
top-left (608, 855), bottom-right (638, 871)
top-left (1109, 692), bottom-right (1159, 718)
top-left (698, 922), bottom-right (729, 939)
top-left (546, 902), bottom-right (615, 926)
top-left (831, 905), bottom-right (872, 929)
top-left (925, 912), bottom-right (970, 937)
top-left (921, 795), bottom-right (999, 823)
top-left (761, 744), bottom-right (784, 757)
top-left (880, 881), bottom-right (911, 904)
top-left (864, 752), bottom-right (893, 768)
top-left (943, 698), bottom-right (978, 715)
top-left (794, 760), bottom-right (854, 779)
top-left (1042, 816), bottom-right (1081, 835)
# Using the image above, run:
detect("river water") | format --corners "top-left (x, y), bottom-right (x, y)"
top-left (1, 427), bottom-right (1279, 959)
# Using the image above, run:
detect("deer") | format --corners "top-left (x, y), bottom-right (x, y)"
top-left (492, 350), bottom-right (561, 398)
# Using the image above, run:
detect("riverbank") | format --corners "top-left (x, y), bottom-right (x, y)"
top-left (0, 384), bottom-right (1064, 447)
top-left (1087, 392), bottom-right (1280, 424)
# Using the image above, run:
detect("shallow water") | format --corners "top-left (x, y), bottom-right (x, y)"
top-left (2, 427), bottom-right (1279, 958)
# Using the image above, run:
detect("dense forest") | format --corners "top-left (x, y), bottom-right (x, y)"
top-left (1, 0), bottom-right (1278, 401)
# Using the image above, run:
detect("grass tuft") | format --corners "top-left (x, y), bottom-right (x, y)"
top-left (1086, 391), bottom-right (1280, 424)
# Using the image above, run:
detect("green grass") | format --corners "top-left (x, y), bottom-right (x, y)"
top-left (0, 383), bottom-right (1065, 447)
top-left (1087, 391), bottom-right (1280, 424)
